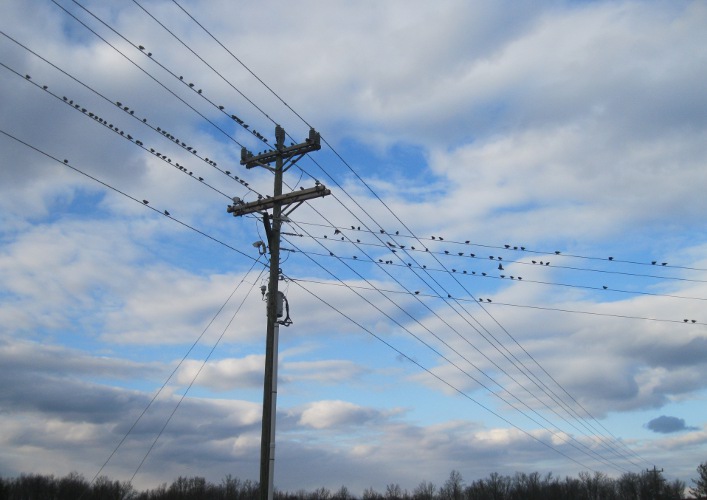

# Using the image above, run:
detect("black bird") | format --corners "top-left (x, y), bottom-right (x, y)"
top-left (500, 275), bottom-right (505, 278)
top-left (25, 74), bottom-right (30, 79)
top-left (662, 262), bottom-right (668, 266)
top-left (479, 298), bottom-right (483, 302)
top-left (414, 291), bottom-right (420, 295)
top-left (439, 237), bottom-right (444, 241)
top-left (334, 229), bottom-right (341, 234)
top-left (482, 272), bottom-right (487, 276)
top-left (487, 299), bottom-right (492, 303)
top-left (684, 319), bottom-right (689, 323)
top-left (147, 52), bottom-right (152, 57)
top-left (555, 251), bottom-right (560, 255)
top-left (532, 260), bottom-right (537, 264)
top-left (444, 250), bottom-right (449, 254)
top-left (63, 159), bottom-right (68, 164)
top-left (498, 256), bottom-right (502, 261)
top-left (458, 252), bottom-right (464, 256)
top-left (498, 264), bottom-right (504, 271)
top-left (608, 257), bottom-right (614, 261)
top-left (692, 320), bottom-right (696, 323)
top-left (431, 236), bottom-right (436, 240)
top-left (521, 246), bottom-right (525, 250)
top-left (225, 171), bottom-right (231, 175)
top-left (505, 244), bottom-right (510, 249)
top-left (143, 200), bottom-right (149, 204)
top-left (651, 261), bottom-right (657, 265)
top-left (490, 256), bottom-right (495, 260)
top-left (545, 262), bottom-right (550, 266)
top-left (164, 210), bottom-right (170, 216)
top-left (603, 286), bottom-right (607, 289)
top-left (517, 277), bottom-right (522, 280)
top-left (470, 253), bottom-right (475, 257)
top-left (138, 45), bottom-right (145, 50)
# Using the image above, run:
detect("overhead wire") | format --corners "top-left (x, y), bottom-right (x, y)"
top-left (130, 263), bottom-right (267, 483)
top-left (155, 4), bottom-right (652, 468)
top-left (283, 222), bottom-right (637, 471)
top-left (40, 0), bottom-right (652, 468)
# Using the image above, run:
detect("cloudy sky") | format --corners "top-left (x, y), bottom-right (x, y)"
top-left (1, 0), bottom-right (707, 494)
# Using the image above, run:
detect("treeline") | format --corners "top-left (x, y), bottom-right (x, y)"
top-left (0, 466), bottom-right (703, 500)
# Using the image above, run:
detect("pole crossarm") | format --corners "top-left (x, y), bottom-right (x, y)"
top-left (241, 128), bottom-right (321, 169)
top-left (227, 184), bottom-right (330, 217)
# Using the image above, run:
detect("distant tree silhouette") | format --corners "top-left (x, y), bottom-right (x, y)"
top-left (693, 461), bottom-right (707, 498)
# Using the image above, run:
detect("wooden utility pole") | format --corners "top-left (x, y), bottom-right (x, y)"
top-left (228, 125), bottom-right (330, 500)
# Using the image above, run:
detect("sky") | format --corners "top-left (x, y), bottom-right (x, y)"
top-left (1, 0), bottom-right (707, 494)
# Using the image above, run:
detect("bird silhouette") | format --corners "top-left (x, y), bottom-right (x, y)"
top-left (142, 200), bottom-right (149, 204)
top-left (608, 257), bottom-right (614, 261)
top-left (498, 264), bottom-right (504, 270)
top-left (164, 210), bottom-right (170, 216)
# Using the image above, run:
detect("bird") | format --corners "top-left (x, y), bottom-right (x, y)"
top-left (498, 264), bottom-right (504, 271)
top-left (465, 240), bottom-right (470, 244)
top-left (439, 237), bottom-right (444, 241)
top-left (532, 260), bottom-right (537, 264)
top-left (486, 299), bottom-right (492, 303)
top-left (63, 159), bottom-right (68, 164)
top-left (458, 252), bottom-right (464, 256)
top-left (662, 262), bottom-right (668, 266)
top-left (431, 236), bottom-right (436, 240)
top-left (164, 210), bottom-right (170, 216)
top-left (490, 256), bottom-right (495, 260)
top-left (651, 261), bottom-right (657, 265)
top-left (481, 272), bottom-right (487, 276)
top-left (603, 286), bottom-right (608, 290)
top-left (555, 251), bottom-right (561, 255)
top-left (414, 291), bottom-right (420, 295)
top-left (444, 250), bottom-right (449, 254)
top-left (138, 45), bottom-right (145, 50)
top-left (25, 74), bottom-right (30, 79)
top-left (545, 262), bottom-right (550, 266)
top-left (692, 320), bottom-right (697, 323)
top-left (608, 257), bottom-right (614, 261)
top-left (470, 253), bottom-right (475, 257)
top-left (142, 200), bottom-right (149, 204)
top-left (517, 277), bottom-right (522, 280)
top-left (684, 319), bottom-right (689, 323)
top-left (521, 246), bottom-right (525, 250)
top-left (505, 244), bottom-right (510, 249)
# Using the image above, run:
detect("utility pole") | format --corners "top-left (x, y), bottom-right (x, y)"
top-left (227, 125), bottom-right (330, 500)
top-left (646, 466), bottom-right (664, 500)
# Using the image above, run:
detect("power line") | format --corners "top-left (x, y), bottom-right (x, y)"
top-left (289, 278), bottom-right (704, 326)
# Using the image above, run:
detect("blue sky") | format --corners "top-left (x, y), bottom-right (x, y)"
top-left (2, 0), bottom-right (707, 494)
